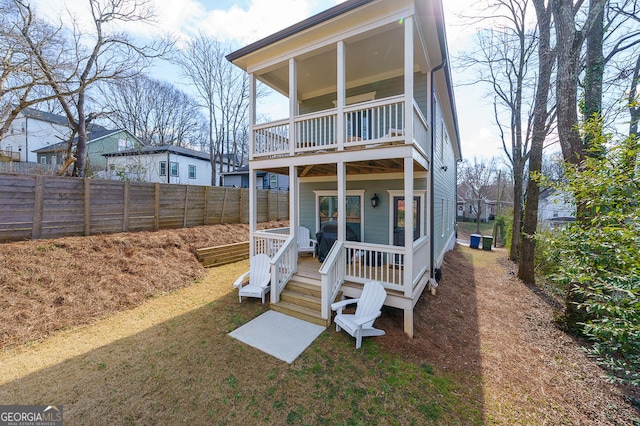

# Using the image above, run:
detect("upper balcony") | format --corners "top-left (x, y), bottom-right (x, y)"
top-left (252, 94), bottom-right (430, 161)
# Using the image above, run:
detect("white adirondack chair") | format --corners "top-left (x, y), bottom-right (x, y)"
top-left (297, 226), bottom-right (317, 257)
top-left (331, 281), bottom-right (387, 349)
top-left (232, 254), bottom-right (271, 303)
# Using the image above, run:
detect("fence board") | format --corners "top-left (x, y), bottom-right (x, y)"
top-left (0, 173), bottom-right (288, 242)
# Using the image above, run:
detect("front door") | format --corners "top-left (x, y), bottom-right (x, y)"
top-left (393, 196), bottom-right (420, 246)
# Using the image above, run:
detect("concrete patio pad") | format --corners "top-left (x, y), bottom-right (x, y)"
top-left (229, 310), bottom-right (326, 364)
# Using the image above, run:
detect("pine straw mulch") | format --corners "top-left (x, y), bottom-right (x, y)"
top-left (0, 221), bottom-right (287, 349)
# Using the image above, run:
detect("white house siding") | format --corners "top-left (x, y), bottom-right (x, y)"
top-left (2, 114), bottom-right (70, 163)
top-left (106, 152), bottom-right (212, 186)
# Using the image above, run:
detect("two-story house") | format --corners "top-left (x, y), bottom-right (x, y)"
top-left (1, 107), bottom-right (72, 163)
top-left (226, 0), bottom-right (461, 337)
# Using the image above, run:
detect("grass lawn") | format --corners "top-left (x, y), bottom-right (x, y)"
top-left (457, 220), bottom-right (495, 238)
top-left (0, 259), bottom-right (481, 425)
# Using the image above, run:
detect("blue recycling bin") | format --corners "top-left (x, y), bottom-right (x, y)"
top-left (470, 234), bottom-right (481, 249)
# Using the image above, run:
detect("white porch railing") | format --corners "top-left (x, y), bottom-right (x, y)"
top-left (343, 242), bottom-right (405, 291)
top-left (252, 95), bottom-right (415, 158)
top-left (295, 109), bottom-right (338, 152)
top-left (412, 236), bottom-right (429, 288)
top-left (254, 229), bottom-right (289, 257)
top-left (269, 235), bottom-right (297, 304)
top-left (344, 95), bottom-right (405, 147)
top-left (319, 241), bottom-right (411, 320)
top-left (319, 240), bottom-right (346, 320)
top-left (254, 119), bottom-right (290, 157)
top-left (413, 101), bottom-right (430, 154)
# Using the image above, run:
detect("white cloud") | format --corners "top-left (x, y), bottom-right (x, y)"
top-left (198, 0), bottom-right (315, 45)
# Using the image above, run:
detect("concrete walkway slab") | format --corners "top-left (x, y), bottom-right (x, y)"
top-left (229, 310), bottom-right (326, 364)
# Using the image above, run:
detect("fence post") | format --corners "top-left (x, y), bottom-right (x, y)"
top-left (221, 187), bottom-right (228, 224)
top-left (123, 181), bottom-right (130, 232)
top-left (32, 175), bottom-right (44, 239)
top-left (239, 187), bottom-right (244, 223)
top-left (203, 186), bottom-right (210, 225)
top-left (84, 178), bottom-right (91, 236)
top-left (154, 183), bottom-right (160, 230)
top-left (183, 185), bottom-right (189, 228)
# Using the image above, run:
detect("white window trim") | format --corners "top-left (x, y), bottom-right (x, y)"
top-left (170, 162), bottom-right (179, 177)
top-left (441, 197), bottom-right (445, 238)
top-left (188, 164), bottom-right (196, 179)
top-left (313, 189), bottom-right (365, 240)
top-left (159, 161), bottom-right (167, 176)
top-left (386, 190), bottom-right (427, 246)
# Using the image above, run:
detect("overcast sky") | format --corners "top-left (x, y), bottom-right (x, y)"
top-left (31, 0), bottom-right (499, 161)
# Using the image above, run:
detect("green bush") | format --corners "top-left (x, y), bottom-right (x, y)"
top-left (541, 117), bottom-right (640, 386)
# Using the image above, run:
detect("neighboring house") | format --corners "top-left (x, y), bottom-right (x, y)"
top-left (103, 145), bottom-right (212, 186)
top-left (34, 128), bottom-right (141, 173)
top-left (538, 188), bottom-right (575, 230)
top-left (1, 107), bottom-right (72, 163)
top-left (226, 0), bottom-right (461, 337)
top-left (456, 182), bottom-right (491, 222)
top-left (215, 153), bottom-right (244, 186)
top-left (222, 165), bottom-right (290, 191)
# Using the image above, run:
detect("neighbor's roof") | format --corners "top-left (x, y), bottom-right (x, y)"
top-left (103, 145), bottom-right (210, 161)
top-left (20, 107), bottom-right (70, 126)
top-left (33, 128), bottom-right (133, 153)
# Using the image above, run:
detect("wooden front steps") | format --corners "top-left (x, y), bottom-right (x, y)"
top-left (271, 276), bottom-right (337, 327)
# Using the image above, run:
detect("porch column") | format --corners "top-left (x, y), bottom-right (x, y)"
top-left (249, 73), bottom-right (256, 160)
top-left (337, 41), bottom-right (345, 151)
top-left (404, 15), bottom-right (414, 145)
top-left (404, 157), bottom-right (413, 298)
top-left (289, 58), bottom-right (297, 156)
top-left (249, 168), bottom-right (257, 256)
top-left (289, 164), bottom-right (299, 238)
top-left (337, 160), bottom-right (346, 241)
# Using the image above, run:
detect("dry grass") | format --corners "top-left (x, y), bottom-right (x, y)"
top-left (0, 228), bottom-right (638, 424)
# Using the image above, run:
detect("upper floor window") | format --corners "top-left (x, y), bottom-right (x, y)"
top-left (188, 165), bottom-right (196, 179)
top-left (159, 161), bottom-right (167, 176)
top-left (170, 162), bottom-right (179, 177)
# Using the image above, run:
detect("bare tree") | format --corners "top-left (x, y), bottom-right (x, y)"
top-left (458, 157), bottom-right (498, 234)
top-left (100, 75), bottom-right (205, 147)
top-left (0, 0), bottom-right (76, 144)
top-left (458, 0), bottom-right (544, 261)
top-left (552, 0), bottom-right (607, 167)
top-left (17, 0), bottom-right (172, 176)
top-left (518, 0), bottom-right (555, 284)
top-left (173, 33), bottom-right (256, 185)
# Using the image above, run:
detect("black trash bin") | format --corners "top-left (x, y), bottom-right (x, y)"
top-left (482, 235), bottom-right (493, 251)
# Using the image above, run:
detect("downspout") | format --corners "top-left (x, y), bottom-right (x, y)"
top-left (430, 59), bottom-right (446, 280)
top-left (167, 151), bottom-right (170, 184)
top-left (25, 117), bottom-right (29, 163)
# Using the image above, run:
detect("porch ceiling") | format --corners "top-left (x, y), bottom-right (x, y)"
top-left (260, 157), bottom-right (425, 178)
top-left (258, 24), bottom-right (406, 100)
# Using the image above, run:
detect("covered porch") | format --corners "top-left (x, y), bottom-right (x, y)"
top-left (252, 226), bottom-right (432, 337)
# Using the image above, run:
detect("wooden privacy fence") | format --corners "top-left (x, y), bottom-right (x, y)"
top-left (0, 173), bottom-right (289, 242)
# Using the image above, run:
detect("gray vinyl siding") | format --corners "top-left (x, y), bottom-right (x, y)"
top-left (431, 92), bottom-right (457, 267)
top-left (299, 177), bottom-right (428, 245)
top-left (299, 72), bottom-right (429, 116)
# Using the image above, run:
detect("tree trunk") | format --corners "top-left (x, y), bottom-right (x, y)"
top-left (583, 1), bottom-right (604, 121)
top-left (73, 93), bottom-right (87, 177)
top-left (518, 0), bottom-right (553, 285)
top-left (552, 0), bottom-right (583, 167)
top-left (510, 162), bottom-right (523, 261)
